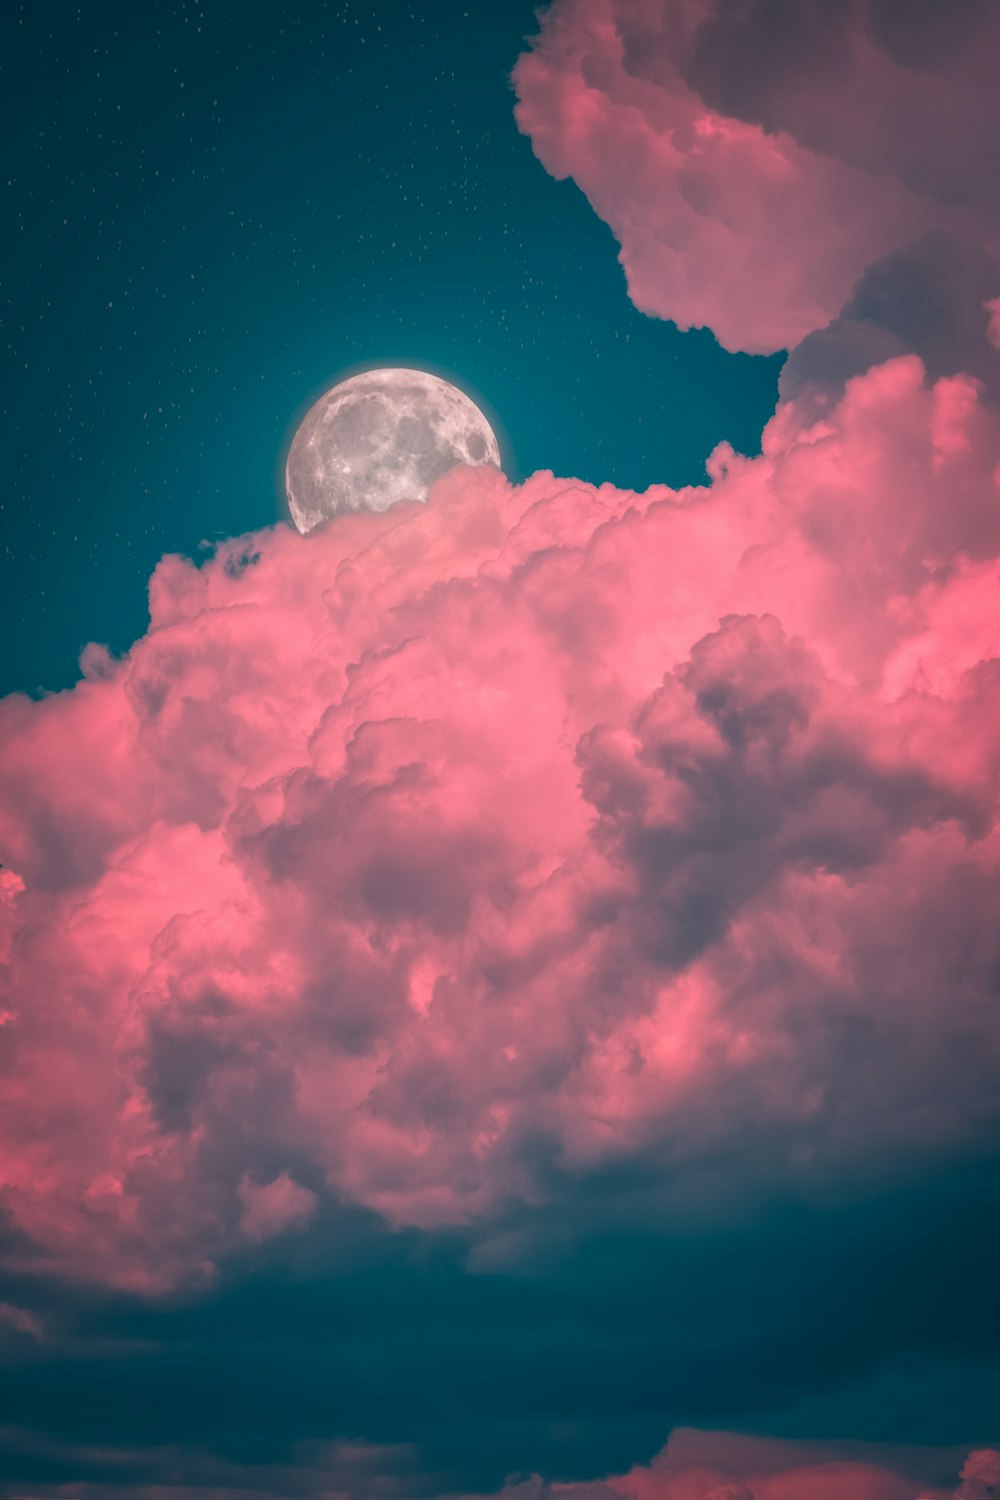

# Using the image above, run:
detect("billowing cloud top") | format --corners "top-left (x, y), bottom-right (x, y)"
top-left (2, 352), bottom-right (999, 1292)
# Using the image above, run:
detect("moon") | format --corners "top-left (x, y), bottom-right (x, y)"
top-left (285, 368), bottom-right (502, 533)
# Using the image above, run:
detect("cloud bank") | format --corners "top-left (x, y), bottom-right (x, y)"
top-left (1, 351), bottom-right (999, 1292)
top-left (500, 1430), bottom-right (1000, 1500)
top-left (6, 1427), bottom-right (997, 1500)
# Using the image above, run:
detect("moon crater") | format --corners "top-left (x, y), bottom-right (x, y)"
top-left (285, 368), bottom-right (501, 533)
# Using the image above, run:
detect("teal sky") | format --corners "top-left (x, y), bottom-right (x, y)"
top-left (3, 0), bottom-right (781, 696)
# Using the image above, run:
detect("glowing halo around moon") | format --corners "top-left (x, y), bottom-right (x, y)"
top-left (284, 367), bottom-right (502, 533)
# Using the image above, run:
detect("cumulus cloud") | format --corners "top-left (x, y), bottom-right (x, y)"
top-left (237, 1171), bottom-right (317, 1242)
top-left (512, 0), bottom-right (999, 355)
top-left (957, 1450), bottom-right (1000, 1500)
top-left (780, 233), bottom-right (1000, 419)
top-left (1, 346), bottom-right (999, 1290)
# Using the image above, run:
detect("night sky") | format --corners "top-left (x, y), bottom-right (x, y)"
top-left (4, 0), bottom-right (778, 696)
top-left (2, 4), bottom-right (999, 1500)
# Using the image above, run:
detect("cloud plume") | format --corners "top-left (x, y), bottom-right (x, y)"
top-left (513, 0), bottom-right (1000, 356)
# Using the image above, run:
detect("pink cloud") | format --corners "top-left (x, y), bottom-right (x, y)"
top-left (596, 1429), bottom-right (1000, 1500)
top-left (237, 1171), bottom-right (316, 1242)
top-left (512, 0), bottom-right (1000, 354)
top-left (958, 1450), bottom-right (1000, 1500)
top-left (0, 351), bottom-right (998, 1290)
top-left (465, 1433), bottom-right (1000, 1500)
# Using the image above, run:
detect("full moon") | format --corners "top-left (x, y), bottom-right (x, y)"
top-left (285, 368), bottom-right (502, 533)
